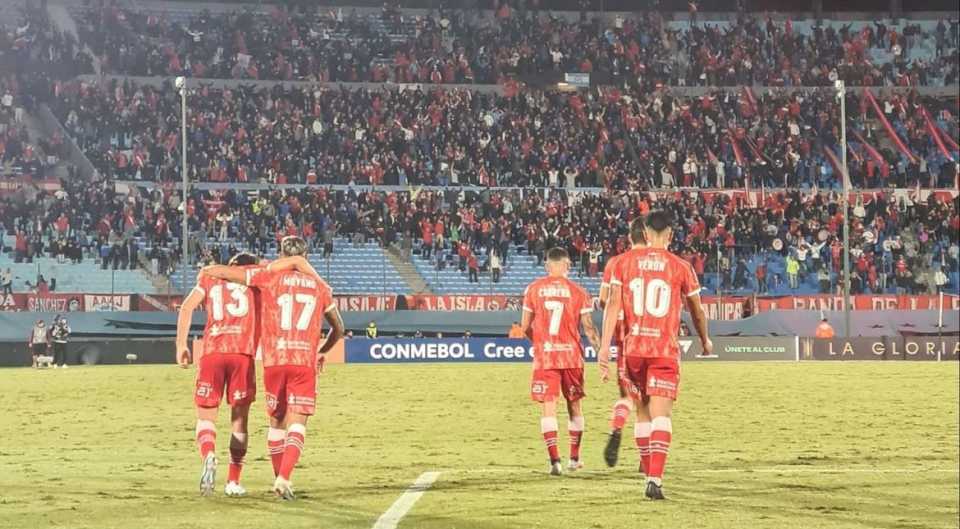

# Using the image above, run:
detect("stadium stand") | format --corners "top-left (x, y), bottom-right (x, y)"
top-left (69, 4), bottom-right (959, 86)
top-left (1, 3), bottom-right (957, 299)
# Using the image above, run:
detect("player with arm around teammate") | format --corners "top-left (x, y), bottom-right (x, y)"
top-left (521, 247), bottom-right (601, 476)
top-left (175, 252), bottom-right (260, 497)
top-left (599, 212), bottom-right (712, 500)
top-left (203, 236), bottom-right (344, 500)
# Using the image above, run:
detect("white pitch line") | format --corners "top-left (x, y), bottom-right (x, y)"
top-left (438, 467), bottom-right (959, 476)
top-left (692, 467), bottom-right (959, 474)
top-left (372, 471), bottom-right (441, 529)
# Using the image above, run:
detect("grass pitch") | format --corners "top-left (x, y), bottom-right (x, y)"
top-left (0, 362), bottom-right (957, 529)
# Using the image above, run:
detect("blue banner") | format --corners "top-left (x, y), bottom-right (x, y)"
top-left (344, 338), bottom-right (600, 364)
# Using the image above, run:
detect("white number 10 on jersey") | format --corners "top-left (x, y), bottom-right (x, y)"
top-left (628, 278), bottom-right (671, 318)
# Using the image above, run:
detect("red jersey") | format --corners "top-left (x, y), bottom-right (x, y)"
top-left (601, 253), bottom-right (626, 341)
top-left (194, 273), bottom-right (259, 356)
top-left (245, 266), bottom-right (335, 368)
top-left (611, 247), bottom-right (701, 358)
top-left (522, 276), bottom-right (593, 370)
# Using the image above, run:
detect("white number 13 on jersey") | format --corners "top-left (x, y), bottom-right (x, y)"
top-left (628, 278), bottom-right (671, 318)
top-left (278, 293), bottom-right (317, 331)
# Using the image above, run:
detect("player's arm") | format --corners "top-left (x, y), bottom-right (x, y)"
top-left (520, 299), bottom-right (534, 340)
top-left (598, 283), bottom-right (622, 383)
top-left (267, 256), bottom-right (321, 279)
top-left (685, 293), bottom-right (713, 356)
top-left (175, 279), bottom-right (205, 368)
top-left (580, 311), bottom-right (601, 356)
top-left (317, 304), bottom-right (345, 374)
top-left (201, 264), bottom-right (247, 284)
top-left (598, 282), bottom-right (610, 310)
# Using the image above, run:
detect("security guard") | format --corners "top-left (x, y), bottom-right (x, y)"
top-left (366, 321), bottom-right (378, 339)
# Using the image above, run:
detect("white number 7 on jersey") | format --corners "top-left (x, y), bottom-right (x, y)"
top-left (278, 293), bottom-right (317, 331)
top-left (544, 300), bottom-right (564, 336)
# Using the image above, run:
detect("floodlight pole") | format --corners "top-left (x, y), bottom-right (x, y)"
top-left (180, 77), bottom-right (189, 292)
top-left (837, 80), bottom-right (851, 338)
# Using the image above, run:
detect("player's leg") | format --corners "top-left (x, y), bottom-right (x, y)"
top-left (643, 358), bottom-right (680, 500)
top-left (604, 346), bottom-right (633, 467)
top-left (633, 396), bottom-right (652, 476)
top-left (195, 405), bottom-right (219, 496)
top-left (562, 369), bottom-right (586, 471)
top-left (273, 366), bottom-right (316, 499)
top-left (531, 369), bottom-right (562, 475)
top-left (263, 366), bottom-right (288, 477)
top-left (224, 355), bottom-right (255, 496)
top-left (565, 398), bottom-right (584, 471)
top-left (194, 354), bottom-right (225, 496)
top-left (644, 396), bottom-right (673, 499)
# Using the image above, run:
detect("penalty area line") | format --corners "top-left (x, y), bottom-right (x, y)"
top-left (372, 471), bottom-right (441, 529)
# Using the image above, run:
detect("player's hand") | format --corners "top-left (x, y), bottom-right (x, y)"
top-left (177, 347), bottom-right (191, 368)
top-left (598, 360), bottom-right (610, 383)
top-left (701, 338), bottom-right (714, 357)
top-left (317, 354), bottom-right (326, 375)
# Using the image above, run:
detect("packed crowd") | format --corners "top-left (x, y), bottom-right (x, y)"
top-left (75, 3), bottom-right (959, 87)
top-left (48, 78), bottom-right (960, 191)
top-left (7, 176), bottom-right (953, 295)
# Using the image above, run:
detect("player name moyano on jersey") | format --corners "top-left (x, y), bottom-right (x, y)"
top-left (280, 275), bottom-right (319, 290)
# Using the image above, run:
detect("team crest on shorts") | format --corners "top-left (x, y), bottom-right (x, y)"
top-left (266, 393), bottom-right (278, 410)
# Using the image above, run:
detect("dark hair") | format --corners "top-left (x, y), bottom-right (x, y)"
top-left (228, 252), bottom-right (258, 266)
top-left (629, 216), bottom-right (646, 245)
top-left (645, 210), bottom-right (674, 234)
top-left (546, 247), bottom-right (569, 262)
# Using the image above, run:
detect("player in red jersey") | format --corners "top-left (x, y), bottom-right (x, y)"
top-left (176, 252), bottom-right (261, 497)
top-left (203, 236), bottom-right (344, 500)
top-left (521, 248), bottom-right (600, 475)
top-left (599, 212), bottom-right (712, 500)
top-left (600, 222), bottom-right (646, 469)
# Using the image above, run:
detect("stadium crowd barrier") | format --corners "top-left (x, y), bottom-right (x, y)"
top-left (1, 336), bottom-right (956, 367)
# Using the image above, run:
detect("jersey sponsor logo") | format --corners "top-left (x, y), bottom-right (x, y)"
top-left (287, 395), bottom-right (315, 406)
top-left (196, 382), bottom-right (213, 398)
top-left (277, 338), bottom-right (312, 351)
top-left (265, 393), bottom-right (279, 410)
top-left (208, 324), bottom-right (244, 336)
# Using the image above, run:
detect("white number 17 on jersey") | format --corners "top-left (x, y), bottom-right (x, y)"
top-left (278, 293), bottom-right (317, 331)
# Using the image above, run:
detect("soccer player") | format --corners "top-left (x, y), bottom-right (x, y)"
top-left (599, 212), bottom-right (712, 500)
top-left (176, 252), bottom-right (260, 497)
top-left (203, 236), bottom-right (344, 500)
top-left (600, 221), bottom-right (646, 468)
top-left (521, 247), bottom-right (600, 475)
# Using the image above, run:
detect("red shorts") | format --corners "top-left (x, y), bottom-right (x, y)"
top-left (621, 356), bottom-right (680, 400)
top-left (264, 365), bottom-right (317, 418)
top-left (530, 368), bottom-right (585, 403)
top-left (195, 353), bottom-right (255, 408)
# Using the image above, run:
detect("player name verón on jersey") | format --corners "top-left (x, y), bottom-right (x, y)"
top-left (245, 266), bottom-right (335, 368)
top-left (522, 277), bottom-right (593, 370)
top-left (194, 274), bottom-right (259, 356)
top-left (610, 248), bottom-right (701, 358)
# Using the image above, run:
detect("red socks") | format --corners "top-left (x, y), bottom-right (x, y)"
top-left (647, 417), bottom-right (672, 483)
top-left (228, 433), bottom-right (247, 483)
top-left (634, 421), bottom-right (652, 475)
top-left (196, 420), bottom-right (216, 460)
top-left (267, 428), bottom-right (286, 477)
top-left (610, 399), bottom-right (632, 431)
top-left (279, 424), bottom-right (306, 480)
top-left (568, 416), bottom-right (584, 462)
top-left (540, 417), bottom-right (560, 463)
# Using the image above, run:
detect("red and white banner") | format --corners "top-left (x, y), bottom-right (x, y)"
top-left (404, 295), bottom-right (522, 312)
top-left (755, 295), bottom-right (959, 312)
top-left (84, 294), bottom-right (131, 312)
top-left (701, 296), bottom-right (748, 320)
top-left (335, 295), bottom-right (398, 312)
top-left (0, 293), bottom-right (85, 312)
